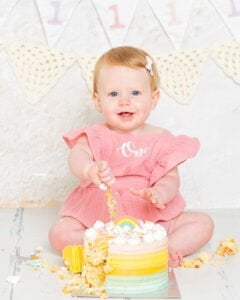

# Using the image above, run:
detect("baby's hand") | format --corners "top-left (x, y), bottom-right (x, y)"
top-left (86, 160), bottom-right (115, 187)
top-left (130, 188), bottom-right (166, 209)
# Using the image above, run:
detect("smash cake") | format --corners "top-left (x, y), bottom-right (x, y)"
top-left (71, 216), bottom-right (169, 298)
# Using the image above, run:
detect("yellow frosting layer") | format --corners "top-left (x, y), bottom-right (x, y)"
top-left (107, 249), bottom-right (168, 276)
top-left (109, 249), bottom-right (168, 262)
top-left (108, 263), bottom-right (168, 276)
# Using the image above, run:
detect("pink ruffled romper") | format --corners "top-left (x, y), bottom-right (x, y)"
top-left (59, 124), bottom-right (200, 229)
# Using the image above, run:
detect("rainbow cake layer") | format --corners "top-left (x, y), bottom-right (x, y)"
top-left (83, 217), bottom-right (168, 297)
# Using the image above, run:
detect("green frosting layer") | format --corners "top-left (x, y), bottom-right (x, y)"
top-left (105, 271), bottom-right (168, 297)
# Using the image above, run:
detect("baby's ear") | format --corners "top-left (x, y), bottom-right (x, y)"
top-left (151, 89), bottom-right (160, 109)
top-left (93, 92), bottom-right (102, 112)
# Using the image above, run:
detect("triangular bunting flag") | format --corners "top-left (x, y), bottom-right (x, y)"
top-left (154, 48), bottom-right (209, 104)
top-left (0, 0), bottom-right (19, 29)
top-left (211, 40), bottom-right (240, 84)
top-left (147, 0), bottom-right (194, 50)
top-left (78, 56), bottom-right (98, 92)
top-left (35, 0), bottom-right (82, 47)
top-left (91, 0), bottom-right (139, 47)
top-left (183, 0), bottom-right (225, 42)
top-left (7, 42), bottom-right (76, 104)
top-left (209, 0), bottom-right (240, 39)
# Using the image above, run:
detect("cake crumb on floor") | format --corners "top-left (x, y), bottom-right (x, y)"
top-left (181, 237), bottom-right (240, 268)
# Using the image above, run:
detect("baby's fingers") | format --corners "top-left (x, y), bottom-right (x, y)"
top-left (130, 188), bottom-right (145, 197)
top-left (98, 160), bottom-right (109, 172)
top-left (100, 174), bottom-right (115, 186)
top-left (130, 188), bottom-right (165, 209)
top-left (130, 188), bottom-right (156, 203)
top-left (155, 202), bottom-right (166, 209)
top-left (97, 161), bottom-right (115, 187)
top-left (99, 166), bottom-right (112, 178)
top-left (91, 173), bottom-right (102, 187)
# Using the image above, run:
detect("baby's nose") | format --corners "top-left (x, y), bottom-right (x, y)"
top-left (119, 95), bottom-right (130, 105)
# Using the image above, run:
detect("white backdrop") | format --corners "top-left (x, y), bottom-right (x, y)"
top-left (0, 0), bottom-right (240, 208)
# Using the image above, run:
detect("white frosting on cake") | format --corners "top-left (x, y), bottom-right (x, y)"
top-left (87, 220), bottom-right (167, 246)
top-left (113, 236), bottom-right (126, 245)
top-left (85, 227), bottom-right (98, 240)
top-left (93, 220), bottom-right (105, 229)
top-left (143, 233), bottom-right (155, 243)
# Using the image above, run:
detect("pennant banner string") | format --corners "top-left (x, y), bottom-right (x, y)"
top-left (1, 38), bottom-right (240, 104)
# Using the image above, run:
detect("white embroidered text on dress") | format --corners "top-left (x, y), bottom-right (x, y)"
top-left (117, 141), bottom-right (149, 158)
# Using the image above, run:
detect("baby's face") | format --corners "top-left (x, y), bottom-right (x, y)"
top-left (94, 64), bottom-right (159, 134)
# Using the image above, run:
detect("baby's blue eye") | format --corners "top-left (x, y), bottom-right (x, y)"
top-left (131, 90), bottom-right (141, 96)
top-left (109, 91), bottom-right (118, 97)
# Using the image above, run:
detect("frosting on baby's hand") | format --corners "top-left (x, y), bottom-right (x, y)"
top-left (98, 183), bottom-right (107, 191)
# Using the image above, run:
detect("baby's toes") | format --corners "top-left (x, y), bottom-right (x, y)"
top-left (169, 251), bottom-right (183, 267)
top-left (177, 252), bottom-right (183, 265)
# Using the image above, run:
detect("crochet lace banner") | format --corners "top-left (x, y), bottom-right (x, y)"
top-left (7, 42), bottom-right (76, 104)
top-left (155, 48), bottom-right (209, 103)
top-left (211, 40), bottom-right (240, 84)
top-left (1, 38), bottom-right (240, 104)
top-left (77, 56), bottom-right (98, 92)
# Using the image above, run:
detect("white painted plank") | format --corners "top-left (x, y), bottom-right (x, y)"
top-left (0, 208), bottom-right (25, 300)
top-left (209, 209), bottom-right (240, 300)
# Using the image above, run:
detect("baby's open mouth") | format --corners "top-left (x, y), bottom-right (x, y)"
top-left (118, 112), bottom-right (134, 118)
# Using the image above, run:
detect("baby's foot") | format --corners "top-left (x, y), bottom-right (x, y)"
top-left (169, 250), bottom-right (183, 267)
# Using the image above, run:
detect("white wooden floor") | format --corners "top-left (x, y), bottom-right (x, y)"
top-left (0, 208), bottom-right (240, 300)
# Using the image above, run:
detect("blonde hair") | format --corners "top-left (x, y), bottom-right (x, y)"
top-left (93, 46), bottom-right (159, 96)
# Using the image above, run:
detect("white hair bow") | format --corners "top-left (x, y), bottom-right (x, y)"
top-left (145, 56), bottom-right (153, 76)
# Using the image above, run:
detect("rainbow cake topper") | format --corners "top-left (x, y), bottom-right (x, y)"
top-left (116, 216), bottom-right (139, 229)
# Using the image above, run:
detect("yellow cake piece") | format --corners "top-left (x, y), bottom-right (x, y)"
top-left (180, 258), bottom-right (202, 268)
top-left (215, 238), bottom-right (239, 256)
top-left (180, 252), bottom-right (211, 268)
top-left (198, 252), bottom-right (211, 263)
top-left (82, 231), bottom-right (109, 289)
top-left (62, 245), bottom-right (83, 274)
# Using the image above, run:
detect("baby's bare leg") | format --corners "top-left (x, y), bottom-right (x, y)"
top-left (168, 211), bottom-right (214, 267)
top-left (49, 217), bottom-right (86, 253)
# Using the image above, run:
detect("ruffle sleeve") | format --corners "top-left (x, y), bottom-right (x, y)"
top-left (62, 125), bottom-right (102, 161)
top-left (149, 134), bottom-right (200, 186)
